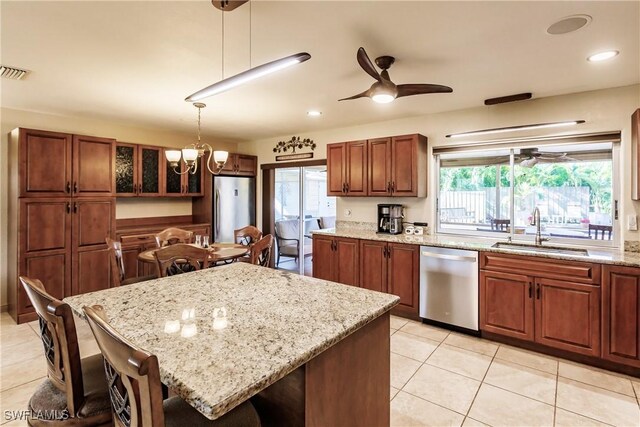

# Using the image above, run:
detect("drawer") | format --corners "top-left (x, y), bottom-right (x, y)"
top-left (120, 233), bottom-right (156, 246)
top-left (480, 251), bottom-right (600, 285)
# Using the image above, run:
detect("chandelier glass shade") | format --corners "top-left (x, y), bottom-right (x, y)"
top-left (165, 103), bottom-right (229, 175)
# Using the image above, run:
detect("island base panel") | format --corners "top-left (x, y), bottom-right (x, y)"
top-left (253, 312), bottom-right (391, 427)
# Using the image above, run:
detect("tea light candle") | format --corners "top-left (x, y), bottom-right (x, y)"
top-left (164, 320), bottom-right (180, 334)
top-left (213, 316), bottom-right (227, 330)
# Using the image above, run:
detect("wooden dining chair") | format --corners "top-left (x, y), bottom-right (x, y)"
top-left (83, 305), bottom-right (261, 427)
top-left (154, 243), bottom-right (210, 277)
top-left (154, 227), bottom-right (194, 247)
top-left (589, 224), bottom-right (613, 240)
top-left (106, 237), bottom-right (157, 287)
top-left (19, 277), bottom-right (112, 427)
top-left (250, 234), bottom-right (274, 267)
top-left (234, 225), bottom-right (263, 246)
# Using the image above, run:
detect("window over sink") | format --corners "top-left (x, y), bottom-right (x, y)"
top-left (435, 141), bottom-right (618, 246)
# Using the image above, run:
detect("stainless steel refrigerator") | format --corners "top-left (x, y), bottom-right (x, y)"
top-left (212, 176), bottom-right (256, 243)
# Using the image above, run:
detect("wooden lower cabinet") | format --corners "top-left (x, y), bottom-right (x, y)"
top-left (602, 265), bottom-right (640, 368)
top-left (387, 243), bottom-right (419, 317)
top-left (18, 252), bottom-right (70, 319)
top-left (535, 278), bottom-right (600, 357)
top-left (72, 248), bottom-right (111, 295)
top-left (480, 270), bottom-right (534, 341)
top-left (480, 252), bottom-right (602, 359)
top-left (311, 235), bottom-right (359, 286)
top-left (359, 240), bottom-right (387, 293)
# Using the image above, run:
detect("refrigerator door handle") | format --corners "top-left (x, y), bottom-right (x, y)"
top-left (215, 188), bottom-right (221, 239)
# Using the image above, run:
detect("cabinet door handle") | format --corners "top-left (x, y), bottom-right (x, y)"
top-left (391, 181), bottom-right (395, 193)
top-left (345, 182), bottom-right (349, 193)
top-left (66, 182), bottom-right (71, 193)
top-left (387, 247), bottom-right (391, 258)
top-left (73, 182), bottom-right (78, 193)
top-left (528, 282), bottom-right (533, 298)
top-left (536, 283), bottom-right (541, 299)
top-left (73, 202), bottom-right (78, 213)
top-left (387, 181), bottom-right (391, 193)
top-left (66, 202), bottom-right (71, 214)
top-left (383, 246), bottom-right (388, 258)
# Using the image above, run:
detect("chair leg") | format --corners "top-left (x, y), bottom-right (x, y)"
top-left (276, 252), bottom-right (280, 267)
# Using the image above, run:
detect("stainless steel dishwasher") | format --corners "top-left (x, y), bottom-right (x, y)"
top-left (419, 246), bottom-right (479, 332)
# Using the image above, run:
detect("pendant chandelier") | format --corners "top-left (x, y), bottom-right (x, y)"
top-left (165, 103), bottom-right (228, 175)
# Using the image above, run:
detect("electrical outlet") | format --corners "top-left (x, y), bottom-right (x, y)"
top-left (628, 214), bottom-right (638, 231)
top-left (344, 209), bottom-right (352, 217)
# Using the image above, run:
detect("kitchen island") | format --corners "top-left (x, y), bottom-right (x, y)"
top-left (64, 263), bottom-right (398, 427)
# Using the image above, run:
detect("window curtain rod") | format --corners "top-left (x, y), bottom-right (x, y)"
top-left (433, 131), bottom-right (621, 154)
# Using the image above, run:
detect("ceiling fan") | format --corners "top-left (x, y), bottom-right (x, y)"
top-left (339, 47), bottom-right (453, 104)
top-left (517, 148), bottom-right (578, 168)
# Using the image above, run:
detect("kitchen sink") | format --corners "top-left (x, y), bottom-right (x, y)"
top-left (491, 242), bottom-right (589, 256)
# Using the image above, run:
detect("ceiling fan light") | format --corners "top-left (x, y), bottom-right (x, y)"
top-left (165, 150), bottom-right (182, 163)
top-left (372, 93), bottom-right (396, 104)
top-left (186, 52), bottom-right (311, 102)
top-left (213, 150), bottom-right (229, 164)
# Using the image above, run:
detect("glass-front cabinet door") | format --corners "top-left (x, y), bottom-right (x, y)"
top-left (115, 143), bottom-right (137, 196)
top-left (164, 156), bottom-right (184, 196)
top-left (138, 146), bottom-right (162, 196)
top-left (185, 157), bottom-right (204, 196)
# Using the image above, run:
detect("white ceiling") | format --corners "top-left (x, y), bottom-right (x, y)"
top-left (1, 1), bottom-right (638, 142)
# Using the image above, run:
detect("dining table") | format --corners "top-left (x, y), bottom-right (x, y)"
top-left (63, 263), bottom-right (398, 426)
top-left (137, 242), bottom-right (249, 265)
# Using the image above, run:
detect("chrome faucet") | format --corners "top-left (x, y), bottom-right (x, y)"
top-left (530, 207), bottom-right (549, 246)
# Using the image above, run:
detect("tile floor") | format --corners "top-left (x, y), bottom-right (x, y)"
top-left (1, 312), bottom-right (639, 426)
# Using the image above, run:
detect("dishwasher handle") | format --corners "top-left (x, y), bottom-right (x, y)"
top-left (421, 251), bottom-right (477, 262)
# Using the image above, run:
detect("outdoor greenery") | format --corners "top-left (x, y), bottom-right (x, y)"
top-left (440, 160), bottom-right (612, 214)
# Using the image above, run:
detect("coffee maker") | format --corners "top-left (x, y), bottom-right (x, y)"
top-left (378, 204), bottom-right (404, 235)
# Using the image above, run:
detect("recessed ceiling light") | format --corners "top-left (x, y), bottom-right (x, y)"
top-left (307, 110), bottom-right (322, 117)
top-left (547, 15), bottom-right (591, 35)
top-left (587, 50), bottom-right (619, 62)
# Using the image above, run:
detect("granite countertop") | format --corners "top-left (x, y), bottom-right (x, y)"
top-left (63, 263), bottom-right (398, 420)
top-left (312, 227), bottom-right (640, 267)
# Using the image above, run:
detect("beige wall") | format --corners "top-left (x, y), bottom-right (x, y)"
top-left (243, 84), bottom-right (640, 243)
top-left (0, 107), bottom-right (238, 308)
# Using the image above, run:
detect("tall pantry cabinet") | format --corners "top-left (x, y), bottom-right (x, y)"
top-left (8, 128), bottom-right (116, 323)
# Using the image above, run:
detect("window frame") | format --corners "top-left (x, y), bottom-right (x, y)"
top-left (434, 142), bottom-right (620, 248)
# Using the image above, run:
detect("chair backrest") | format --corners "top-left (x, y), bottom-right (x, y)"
top-left (491, 219), bottom-right (510, 232)
top-left (153, 243), bottom-right (209, 277)
top-left (234, 225), bottom-right (263, 246)
top-left (589, 224), bottom-right (612, 240)
top-left (84, 305), bottom-right (165, 427)
top-left (19, 277), bottom-right (85, 417)
top-left (106, 237), bottom-right (125, 287)
top-left (274, 219), bottom-right (299, 242)
top-left (250, 234), bottom-right (274, 267)
top-left (319, 216), bottom-right (336, 229)
top-left (154, 227), bottom-right (194, 247)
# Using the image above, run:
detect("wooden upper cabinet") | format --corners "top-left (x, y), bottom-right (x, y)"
top-left (73, 134), bottom-right (115, 196)
top-left (327, 143), bottom-right (346, 196)
top-left (138, 146), bottom-right (163, 196)
top-left (19, 129), bottom-right (72, 197)
top-left (161, 149), bottom-right (204, 197)
top-left (534, 278), bottom-right (600, 357)
top-left (219, 153), bottom-right (258, 176)
top-left (480, 270), bottom-right (534, 341)
top-left (602, 265), bottom-right (640, 368)
top-left (368, 138), bottom-right (392, 196)
top-left (115, 143), bottom-right (138, 196)
top-left (345, 141), bottom-right (368, 196)
top-left (327, 133), bottom-right (426, 197)
top-left (391, 135), bottom-right (421, 197)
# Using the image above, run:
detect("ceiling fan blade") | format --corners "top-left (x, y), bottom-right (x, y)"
top-left (338, 88), bottom-right (371, 101)
top-left (357, 47), bottom-right (381, 82)
top-left (396, 84), bottom-right (453, 98)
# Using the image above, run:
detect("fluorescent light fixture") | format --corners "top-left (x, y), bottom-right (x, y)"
top-left (446, 120), bottom-right (585, 138)
top-left (185, 52), bottom-right (311, 102)
top-left (307, 110), bottom-right (322, 116)
top-left (587, 50), bottom-right (619, 62)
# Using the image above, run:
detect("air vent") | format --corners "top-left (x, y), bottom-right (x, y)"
top-left (1, 65), bottom-right (29, 80)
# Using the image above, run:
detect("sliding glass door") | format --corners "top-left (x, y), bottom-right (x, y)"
top-left (273, 165), bottom-right (336, 275)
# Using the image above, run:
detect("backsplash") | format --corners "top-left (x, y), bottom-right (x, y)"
top-left (624, 240), bottom-right (640, 252)
top-left (336, 220), bottom-right (431, 235)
